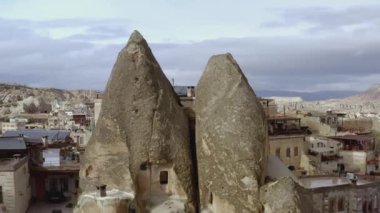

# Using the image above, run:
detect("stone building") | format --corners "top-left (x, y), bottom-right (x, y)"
top-left (330, 135), bottom-right (377, 174)
top-left (268, 116), bottom-right (307, 170)
top-left (259, 98), bottom-right (278, 117)
top-left (70, 129), bottom-right (91, 149)
top-left (0, 156), bottom-right (30, 213)
top-left (299, 175), bottom-right (380, 212)
top-left (1, 122), bottom-right (25, 134)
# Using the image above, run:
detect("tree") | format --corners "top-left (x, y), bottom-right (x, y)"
top-left (23, 102), bottom-right (38, 113)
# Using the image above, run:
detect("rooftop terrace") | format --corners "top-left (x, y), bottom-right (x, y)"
top-left (299, 176), bottom-right (373, 189)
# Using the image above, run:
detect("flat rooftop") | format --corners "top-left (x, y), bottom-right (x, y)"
top-left (268, 116), bottom-right (301, 121)
top-left (299, 176), bottom-right (372, 189)
top-left (330, 135), bottom-right (374, 141)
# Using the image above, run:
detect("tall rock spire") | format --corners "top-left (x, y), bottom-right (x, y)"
top-left (196, 53), bottom-right (268, 212)
top-left (78, 31), bottom-right (197, 212)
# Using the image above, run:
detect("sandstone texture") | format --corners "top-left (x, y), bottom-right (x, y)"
top-left (80, 31), bottom-right (196, 212)
top-left (195, 53), bottom-right (268, 212)
top-left (74, 190), bottom-right (134, 213)
top-left (260, 177), bottom-right (308, 213)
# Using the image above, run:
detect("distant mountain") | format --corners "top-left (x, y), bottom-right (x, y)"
top-left (344, 84), bottom-right (380, 102)
top-left (256, 90), bottom-right (359, 101)
top-left (276, 84), bottom-right (380, 114)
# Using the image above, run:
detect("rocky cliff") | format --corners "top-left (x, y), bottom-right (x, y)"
top-left (196, 53), bottom-right (268, 212)
top-left (0, 83), bottom-right (98, 118)
top-left (78, 31), bottom-right (196, 212)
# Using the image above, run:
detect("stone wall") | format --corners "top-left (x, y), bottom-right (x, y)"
top-left (342, 118), bottom-right (373, 132)
top-left (372, 118), bottom-right (380, 131)
top-left (301, 116), bottom-right (337, 136)
top-left (269, 135), bottom-right (304, 169)
top-left (339, 150), bottom-right (372, 174)
top-left (0, 171), bottom-right (15, 213)
top-left (0, 159), bottom-right (30, 213)
top-left (300, 182), bottom-right (380, 212)
top-left (13, 162), bottom-right (30, 213)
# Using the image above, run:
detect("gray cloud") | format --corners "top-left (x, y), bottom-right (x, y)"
top-left (0, 17), bottom-right (379, 93)
top-left (0, 18), bottom-right (123, 89)
top-left (263, 6), bottom-right (380, 33)
top-left (67, 23), bottom-right (131, 41)
top-left (151, 36), bottom-right (380, 91)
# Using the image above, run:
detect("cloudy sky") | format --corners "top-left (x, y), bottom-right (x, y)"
top-left (1, 0), bottom-right (380, 92)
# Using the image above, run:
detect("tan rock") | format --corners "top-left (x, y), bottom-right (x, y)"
top-left (195, 53), bottom-right (268, 212)
top-left (79, 31), bottom-right (196, 212)
top-left (74, 190), bottom-right (134, 213)
top-left (260, 177), bottom-right (308, 213)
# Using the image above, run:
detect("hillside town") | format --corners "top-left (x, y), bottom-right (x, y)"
top-left (0, 31), bottom-right (379, 213)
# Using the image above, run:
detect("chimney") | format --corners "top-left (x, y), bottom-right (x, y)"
top-left (42, 136), bottom-right (48, 146)
top-left (187, 86), bottom-right (195, 97)
top-left (13, 154), bottom-right (21, 160)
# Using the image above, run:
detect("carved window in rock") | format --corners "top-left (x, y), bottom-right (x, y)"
top-left (294, 147), bottom-right (299, 157)
top-left (160, 171), bottom-right (169, 185)
top-left (0, 186), bottom-right (2, 203)
top-left (286, 148), bottom-right (291, 158)
top-left (276, 148), bottom-right (281, 157)
top-left (338, 197), bottom-right (344, 211)
top-left (209, 192), bottom-right (213, 204)
top-left (328, 197), bottom-right (335, 213)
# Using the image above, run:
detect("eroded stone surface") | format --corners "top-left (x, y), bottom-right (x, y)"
top-left (260, 177), bottom-right (308, 213)
top-left (74, 190), bottom-right (134, 213)
top-left (196, 53), bottom-right (268, 212)
top-left (79, 31), bottom-right (196, 212)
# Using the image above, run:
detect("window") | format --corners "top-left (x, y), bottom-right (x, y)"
top-left (294, 147), bottom-right (299, 157)
top-left (286, 148), bottom-right (291, 157)
top-left (363, 201), bottom-right (367, 213)
top-left (61, 178), bottom-right (68, 191)
top-left (338, 198), bottom-right (344, 211)
top-left (311, 144), bottom-right (314, 148)
top-left (276, 148), bottom-right (281, 157)
top-left (329, 198), bottom-right (335, 213)
top-left (0, 186), bottom-right (3, 203)
top-left (49, 178), bottom-right (59, 192)
top-left (160, 171), bottom-right (168, 184)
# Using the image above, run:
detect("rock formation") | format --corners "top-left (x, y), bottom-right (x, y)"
top-left (195, 53), bottom-right (268, 212)
top-left (78, 31), bottom-right (196, 212)
top-left (74, 190), bottom-right (134, 213)
top-left (260, 177), bottom-right (308, 213)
